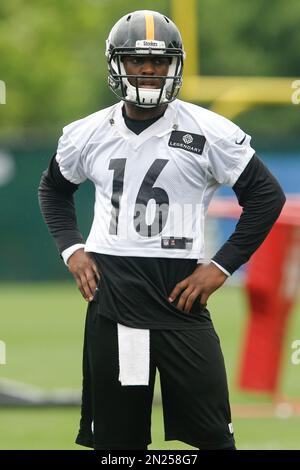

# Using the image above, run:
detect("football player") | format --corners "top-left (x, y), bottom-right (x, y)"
top-left (39, 10), bottom-right (285, 450)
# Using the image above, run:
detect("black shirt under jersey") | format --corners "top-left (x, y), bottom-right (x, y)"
top-left (38, 107), bottom-right (285, 329)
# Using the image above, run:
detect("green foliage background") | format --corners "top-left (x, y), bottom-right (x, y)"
top-left (0, 0), bottom-right (299, 144)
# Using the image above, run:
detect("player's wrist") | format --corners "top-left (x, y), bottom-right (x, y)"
top-left (210, 260), bottom-right (231, 277)
top-left (62, 243), bottom-right (86, 266)
top-left (212, 261), bottom-right (228, 273)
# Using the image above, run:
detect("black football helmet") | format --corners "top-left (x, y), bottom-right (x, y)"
top-left (105, 10), bottom-right (185, 107)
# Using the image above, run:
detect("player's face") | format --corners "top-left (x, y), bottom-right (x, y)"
top-left (122, 56), bottom-right (169, 89)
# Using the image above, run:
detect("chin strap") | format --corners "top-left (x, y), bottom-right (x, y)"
top-left (125, 84), bottom-right (166, 107)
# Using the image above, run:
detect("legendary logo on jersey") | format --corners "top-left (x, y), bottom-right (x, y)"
top-left (168, 131), bottom-right (206, 155)
top-left (182, 134), bottom-right (194, 145)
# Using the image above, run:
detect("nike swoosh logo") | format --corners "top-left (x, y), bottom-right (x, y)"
top-left (235, 134), bottom-right (246, 145)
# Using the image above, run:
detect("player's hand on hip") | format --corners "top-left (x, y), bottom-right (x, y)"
top-left (168, 262), bottom-right (228, 313)
top-left (67, 248), bottom-right (100, 302)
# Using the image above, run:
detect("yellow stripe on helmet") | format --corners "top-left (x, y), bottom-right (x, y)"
top-left (145, 12), bottom-right (155, 40)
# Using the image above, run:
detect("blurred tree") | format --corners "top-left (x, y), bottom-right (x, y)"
top-left (199, 0), bottom-right (300, 76)
top-left (198, 0), bottom-right (300, 144)
top-left (0, 0), bottom-right (169, 139)
top-left (0, 0), bottom-right (299, 143)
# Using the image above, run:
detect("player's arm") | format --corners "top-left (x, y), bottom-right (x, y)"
top-left (169, 154), bottom-right (286, 312)
top-left (38, 154), bottom-right (100, 301)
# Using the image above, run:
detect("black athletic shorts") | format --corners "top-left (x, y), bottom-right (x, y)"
top-left (75, 303), bottom-right (235, 450)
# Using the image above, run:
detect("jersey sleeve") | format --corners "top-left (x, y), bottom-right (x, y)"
top-left (207, 125), bottom-right (255, 187)
top-left (211, 154), bottom-right (286, 274)
top-left (55, 130), bottom-right (87, 184)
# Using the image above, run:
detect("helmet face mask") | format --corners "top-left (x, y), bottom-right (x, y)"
top-left (105, 11), bottom-right (185, 108)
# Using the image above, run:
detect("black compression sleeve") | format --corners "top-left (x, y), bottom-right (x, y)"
top-left (212, 154), bottom-right (286, 274)
top-left (38, 154), bottom-right (85, 253)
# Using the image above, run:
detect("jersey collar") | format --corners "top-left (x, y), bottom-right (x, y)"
top-left (110, 101), bottom-right (179, 150)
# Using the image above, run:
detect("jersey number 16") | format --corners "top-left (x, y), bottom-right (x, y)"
top-left (109, 158), bottom-right (169, 238)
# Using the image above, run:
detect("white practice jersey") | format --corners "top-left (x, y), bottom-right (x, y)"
top-left (56, 99), bottom-right (254, 261)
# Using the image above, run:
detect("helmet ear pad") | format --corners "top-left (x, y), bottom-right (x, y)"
top-left (165, 56), bottom-right (183, 98)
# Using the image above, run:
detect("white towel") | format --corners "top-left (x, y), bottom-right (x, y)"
top-left (117, 323), bottom-right (150, 386)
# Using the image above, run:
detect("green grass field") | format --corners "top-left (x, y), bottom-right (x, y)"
top-left (1, 283), bottom-right (300, 450)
